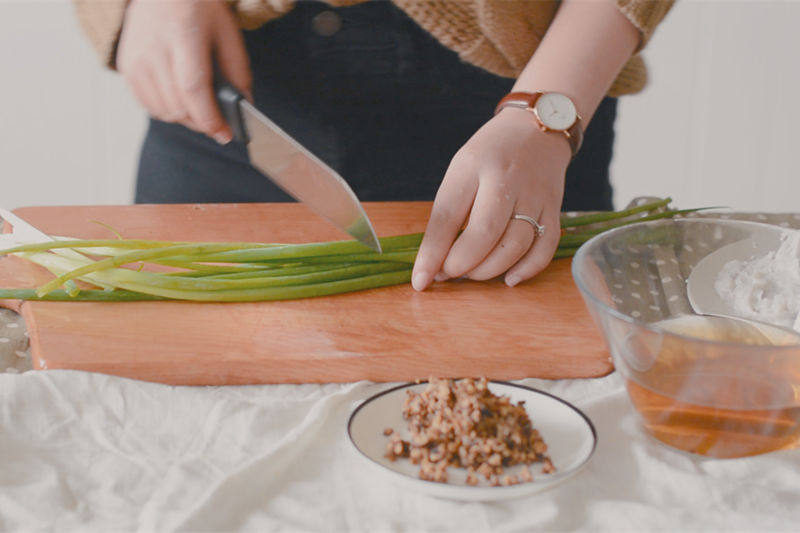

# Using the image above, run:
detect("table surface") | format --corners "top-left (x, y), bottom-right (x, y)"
top-left (1, 210), bottom-right (799, 531)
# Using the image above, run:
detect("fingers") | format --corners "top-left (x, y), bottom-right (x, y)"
top-left (151, 57), bottom-right (185, 122)
top-left (126, 69), bottom-right (170, 120)
top-left (214, 13), bottom-right (253, 101)
top-left (504, 207), bottom-right (561, 287)
top-left (115, 0), bottom-right (253, 144)
top-left (173, 35), bottom-right (232, 144)
top-left (411, 159), bottom-right (478, 291)
top-left (439, 179), bottom-right (515, 279)
top-left (464, 208), bottom-right (538, 281)
top-left (412, 106), bottom-right (569, 291)
top-left (119, 46), bottom-right (173, 121)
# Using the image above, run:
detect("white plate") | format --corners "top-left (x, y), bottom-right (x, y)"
top-left (347, 381), bottom-right (597, 502)
top-left (687, 221), bottom-right (787, 320)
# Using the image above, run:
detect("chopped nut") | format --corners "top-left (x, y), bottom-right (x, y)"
top-left (381, 377), bottom-right (555, 486)
top-left (520, 466), bottom-right (534, 482)
top-left (478, 463), bottom-right (493, 480)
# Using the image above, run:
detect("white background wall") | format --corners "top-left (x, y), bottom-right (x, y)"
top-left (1, 0), bottom-right (144, 209)
top-left (2, 0), bottom-right (799, 212)
top-left (610, 0), bottom-right (800, 212)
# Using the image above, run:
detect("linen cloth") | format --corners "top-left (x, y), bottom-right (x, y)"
top-left (1, 371), bottom-right (799, 531)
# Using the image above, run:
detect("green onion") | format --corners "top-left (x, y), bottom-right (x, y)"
top-left (557, 207), bottom-right (708, 249)
top-left (560, 197), bottom-right (672, 228)
top-left (0, 270), bottom-right (412, 302)
top-left (0, 198), bottom-right (696, 302)
top-left (0, 289), bottom-right (164, 301)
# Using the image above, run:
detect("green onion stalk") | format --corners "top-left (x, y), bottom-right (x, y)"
top-left (0, 197), bottom-right (699, 302)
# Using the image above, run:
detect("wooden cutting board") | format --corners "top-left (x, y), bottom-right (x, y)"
top-left (0, 202), bottom-right (611, 384)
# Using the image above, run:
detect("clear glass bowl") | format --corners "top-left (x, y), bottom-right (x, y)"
top-left (571, 218), bottom-right (800, 458)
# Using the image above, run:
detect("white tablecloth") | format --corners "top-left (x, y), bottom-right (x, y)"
top-left (1, 369), bottom-right (798, 532)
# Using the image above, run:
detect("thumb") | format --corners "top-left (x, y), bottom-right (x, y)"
top-left (214, 14), bottom-right (253, 101)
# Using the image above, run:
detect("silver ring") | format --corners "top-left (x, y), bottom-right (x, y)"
top-left (512, 214), bottom-right (546, 237)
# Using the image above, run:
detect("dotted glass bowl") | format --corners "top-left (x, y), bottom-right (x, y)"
top-left (571, 218), bottom-right (800, 458)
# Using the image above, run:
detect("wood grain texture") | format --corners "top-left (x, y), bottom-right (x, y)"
top-left (0, 203), bottom-right (612, 384)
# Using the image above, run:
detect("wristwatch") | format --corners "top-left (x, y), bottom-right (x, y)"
top-left (494, 92), bottom-right (584, 158)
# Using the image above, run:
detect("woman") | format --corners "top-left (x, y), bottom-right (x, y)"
top-left (74, 0), bottom-right (672, 290)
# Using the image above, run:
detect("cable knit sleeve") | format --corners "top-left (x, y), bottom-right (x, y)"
top-left (616, 0), bottom-right (675, 51)
top-left (606, 0), bottom-right (674, 95)
top-left (72, 0), bottom-right (129, 69)
top-left (71, 0), bottom-right (293, 69)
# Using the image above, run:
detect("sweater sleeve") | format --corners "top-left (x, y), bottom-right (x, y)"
top-left (72, 0), bottom-right (129, 69)
top-left (615, 0), bottom-right (675, 51)
top-left (71, 0), bottom-right (291, 69)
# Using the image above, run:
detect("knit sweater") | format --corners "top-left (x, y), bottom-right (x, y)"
top-left (73, 0), bottom-right (674, 97)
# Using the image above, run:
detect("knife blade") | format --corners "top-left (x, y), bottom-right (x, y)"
top-left (216, 83), bottom-right (382, 253)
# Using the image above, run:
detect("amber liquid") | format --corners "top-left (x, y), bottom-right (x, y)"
top-left (624, 316), bottom-right (800, 458)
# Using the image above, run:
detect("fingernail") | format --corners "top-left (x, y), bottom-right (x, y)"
top-left (213, 131), bottom-right (233, 145)
top-left (434, 272), bottom-right (449, 282)
top-left (505, 275), bottom-right (521, 287)
top-left (412, 272), bottom-right (430, 291)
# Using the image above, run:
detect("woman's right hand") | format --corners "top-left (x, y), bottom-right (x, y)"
top-left (116, 0), bottom-right (252, 144)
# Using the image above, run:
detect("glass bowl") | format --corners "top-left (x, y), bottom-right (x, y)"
top-left (571, 218), bottom-right (800, 458)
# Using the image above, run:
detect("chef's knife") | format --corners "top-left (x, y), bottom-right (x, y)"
top-left (215, 82), bottom-right (382, 253)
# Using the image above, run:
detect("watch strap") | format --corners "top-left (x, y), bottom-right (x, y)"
top-left (495, 92), bottom-right (584, 158)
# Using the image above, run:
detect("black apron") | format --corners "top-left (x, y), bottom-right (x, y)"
top-left (135, 0), bottom-right (616, 211)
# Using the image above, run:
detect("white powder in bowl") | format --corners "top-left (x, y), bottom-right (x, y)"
top-left (714, 230), bottom-right (800, 328)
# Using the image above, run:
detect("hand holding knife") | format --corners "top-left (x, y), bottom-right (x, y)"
top-left (214, 80), bottom-right (382, 253)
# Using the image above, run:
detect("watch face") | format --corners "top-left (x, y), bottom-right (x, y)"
top-left (534, 93), bottom-right (577, 131)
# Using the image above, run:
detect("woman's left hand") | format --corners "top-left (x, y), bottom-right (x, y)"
top-left (411, 107), bottom-right (571, 290)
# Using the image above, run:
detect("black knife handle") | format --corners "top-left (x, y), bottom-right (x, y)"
top-left (214, 76), bottom-right (249, 143)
